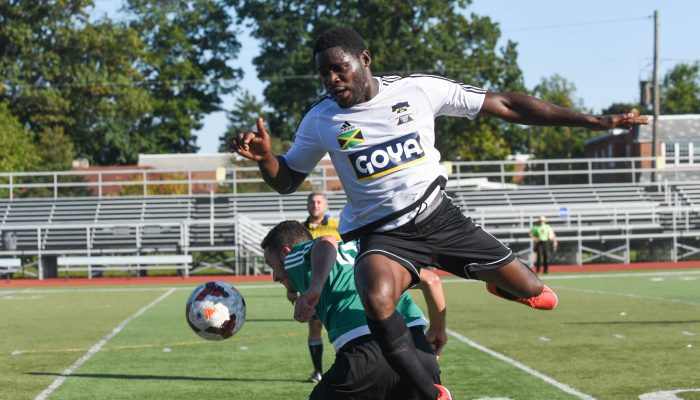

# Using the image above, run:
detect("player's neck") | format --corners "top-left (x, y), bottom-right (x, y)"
top-left (309, 215), bottom-right (324, 225)
top-left (367, 75), bottom-right (379, 100)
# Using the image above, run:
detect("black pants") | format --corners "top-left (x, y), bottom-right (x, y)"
top-left (308, 326), bottom-right (440, 400)
top-left (534, 241), bottom-right (550, 273)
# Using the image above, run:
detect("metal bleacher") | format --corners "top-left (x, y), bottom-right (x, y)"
top-left (1, 156), bottom-right (699, 278)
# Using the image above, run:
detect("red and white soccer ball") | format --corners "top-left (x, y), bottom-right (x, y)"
top-left (185, 281), bottom-right (246, 341)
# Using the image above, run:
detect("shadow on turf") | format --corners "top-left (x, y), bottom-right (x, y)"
top-left (27, 372), bottom-right (304, 383)
top-left (564, 319), bottom-right (700, 325)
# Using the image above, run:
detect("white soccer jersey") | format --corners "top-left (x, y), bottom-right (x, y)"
top-left (283, 74), bottom-right (486, 238)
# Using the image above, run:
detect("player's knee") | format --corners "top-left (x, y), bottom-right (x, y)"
top-left (354, 269), bottom-right (397, 319)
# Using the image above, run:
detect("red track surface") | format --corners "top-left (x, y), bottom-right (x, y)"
top-left (2, 260), bottom-right (699, 288)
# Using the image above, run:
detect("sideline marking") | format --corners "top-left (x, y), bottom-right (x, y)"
top-left (34, 288), bottom-right (176, 400)
top-left (446, 328), bottom-right (597, 400)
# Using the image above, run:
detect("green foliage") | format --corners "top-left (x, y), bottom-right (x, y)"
top-left (116, 172), bottom-right (190, 195)
top-left (661, 61), bottom-right (700, 114)
top-left (0, 0), bottom-right (242, 166)
top-left (125, 0), bottom-right (243, 158)
top-left (530, 74), bottom-right (594, 159)
top-left (36, 127), bottom-right (74, 171)
top-left (234, 0), bottom-right (527, 160)
top-left (0, 102), bottom-right (40, 172)
top-left (219, 90), bottom-right (265, 152)
top-left (602, 102), bottom-right (647, 115)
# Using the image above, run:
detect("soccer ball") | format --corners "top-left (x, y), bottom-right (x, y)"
top-left (185, 281), bottom-right (246, 341)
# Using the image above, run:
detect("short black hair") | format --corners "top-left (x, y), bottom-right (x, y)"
top-left (313, 27), bottom-right (366, 56)
top-left (261, 220), bottom-right (313, 253)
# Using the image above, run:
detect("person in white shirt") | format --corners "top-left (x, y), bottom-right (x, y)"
top-left (231, 27), bottom-right (648, 400)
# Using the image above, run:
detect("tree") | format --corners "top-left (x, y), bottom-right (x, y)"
top-left (234, 0), bottom-right (527, 160)
top-left (602, 102), bottom-right (646, 116)
top-left (0, 103), bottom-right (40, 172)
top-left (219, 90), bottom-right (265, 152)
top-left (125, 0), bottom-right (243, 158)
top-left (529, 74), bottom-right (593, 159)
top-left (1, 0), bottom-right (243, 166)
top-left (661, 62), bottom-right (700, 114)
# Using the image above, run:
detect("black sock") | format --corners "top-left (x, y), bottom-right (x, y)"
top-left (367, 311), bottom-right (440, 400)
top-left (308, 339), bottom-right (323, 373)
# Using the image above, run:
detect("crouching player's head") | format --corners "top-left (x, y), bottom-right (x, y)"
top-left (261, 220), bottom-right (313, 291)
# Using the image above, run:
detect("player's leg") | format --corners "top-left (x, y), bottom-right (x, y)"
top-left (307, 318), bottom-right (324, 382)
top-left (542, 242), bottom-right (550, 274)
top-left (422, 196), bottom-right (556, 310)
top-left (355, 253), bottom-right (441, 400)
top-left (534, 242), bottom-right (543, 273)
top-left (476, 257), bottom-right (542, 299)
top-left (387, 326), bottom-right (443, 400)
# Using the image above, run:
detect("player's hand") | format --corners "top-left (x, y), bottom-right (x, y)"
top-left (286, 290), bottom-right (298, 304)
top-left (229, 117), bottom-right (272, 161)
top-left (596, 111), bottom-right (649, 131)
top-left (293, 288), bottom-right (321, 322)
top-left (426, 326), bottom-right (448, 360)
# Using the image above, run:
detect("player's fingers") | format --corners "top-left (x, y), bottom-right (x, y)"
top-left (256, 117), bottom-right (267, 137)
top-left (234, 131), bottom-right (258, 151)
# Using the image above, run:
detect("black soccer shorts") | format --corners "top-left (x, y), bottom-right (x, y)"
top-left (308, 326), bottom-right (440, 400)
top-left (356, 193), bottom-right (516, 285)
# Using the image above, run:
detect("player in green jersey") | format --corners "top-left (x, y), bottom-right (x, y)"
top-left (261, 220), bottom-right (447, 400)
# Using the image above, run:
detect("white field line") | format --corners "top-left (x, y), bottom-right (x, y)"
top-left (446, 328), bottom-right (597, 400)
top-left (34, 288), bottom-right (176, 400)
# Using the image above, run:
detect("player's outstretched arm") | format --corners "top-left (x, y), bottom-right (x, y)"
top-left (416, 268), bottom-right (447, 359)
top-left (294, 235), bottom-right (338, 322)
top-left (228, 117), bottom-right (307, 194)
top-left (480, 92), bottom-right (649, 131)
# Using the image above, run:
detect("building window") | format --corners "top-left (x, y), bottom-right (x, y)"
top-left (664, 142), bottom-right (674, 163)
top-left (679, 143), bottom-right (689, 164)
top-left (663, 142), bottom-right (698, 165)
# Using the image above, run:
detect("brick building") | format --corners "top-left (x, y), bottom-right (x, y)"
top-left (585, 114), bottom-right (700, 182)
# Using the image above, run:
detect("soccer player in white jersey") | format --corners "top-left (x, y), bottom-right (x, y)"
top-left (261, 220), bottom-right (447, 399)
top-left (231, 27), bottom-right (649, 400)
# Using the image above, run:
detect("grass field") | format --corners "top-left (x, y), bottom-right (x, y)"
top-left (1, 269), bottom-right (699, 400)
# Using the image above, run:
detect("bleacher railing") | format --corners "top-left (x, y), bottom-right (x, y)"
top-left (0, 156), bottom-right (698, 199)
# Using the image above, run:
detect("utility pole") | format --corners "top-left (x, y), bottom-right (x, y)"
top-left (651, 10), bottom-right (660, 182)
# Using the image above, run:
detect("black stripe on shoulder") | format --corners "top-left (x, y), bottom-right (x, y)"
top-left (406, 73), bottom-right (486, 94)
top-left (379, 75), bottom-right (402, 86)
top-left (294, 94), bottom-right (334, 133)
top-left (305, 93), bottom-right (334, 113)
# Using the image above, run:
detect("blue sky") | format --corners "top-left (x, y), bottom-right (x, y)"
top-left (94, 1), bottom-right (700, 154)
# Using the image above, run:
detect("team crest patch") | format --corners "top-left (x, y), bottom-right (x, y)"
top-left (390, 101), bottom-right (415, 126)
top-left (337, 121), bottom-right (364, 150)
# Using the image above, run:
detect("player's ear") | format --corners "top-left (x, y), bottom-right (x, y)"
top-left (282, 246), bottom-right (292, 255)
top-left (360, 50), bottom-right (371, 68)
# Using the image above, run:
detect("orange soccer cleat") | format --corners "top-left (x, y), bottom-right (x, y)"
top-left (486, 283), bottom-right (558, 310)
top-left (434, 384), bottom-right (452, 400)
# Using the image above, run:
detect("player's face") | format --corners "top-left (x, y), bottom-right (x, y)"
top-left (264, 247), bottom-right (295, 292)
top-left (307, 195), bottom-right (327, 219)
top-left (315, 46), bottom-right (372, 108)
